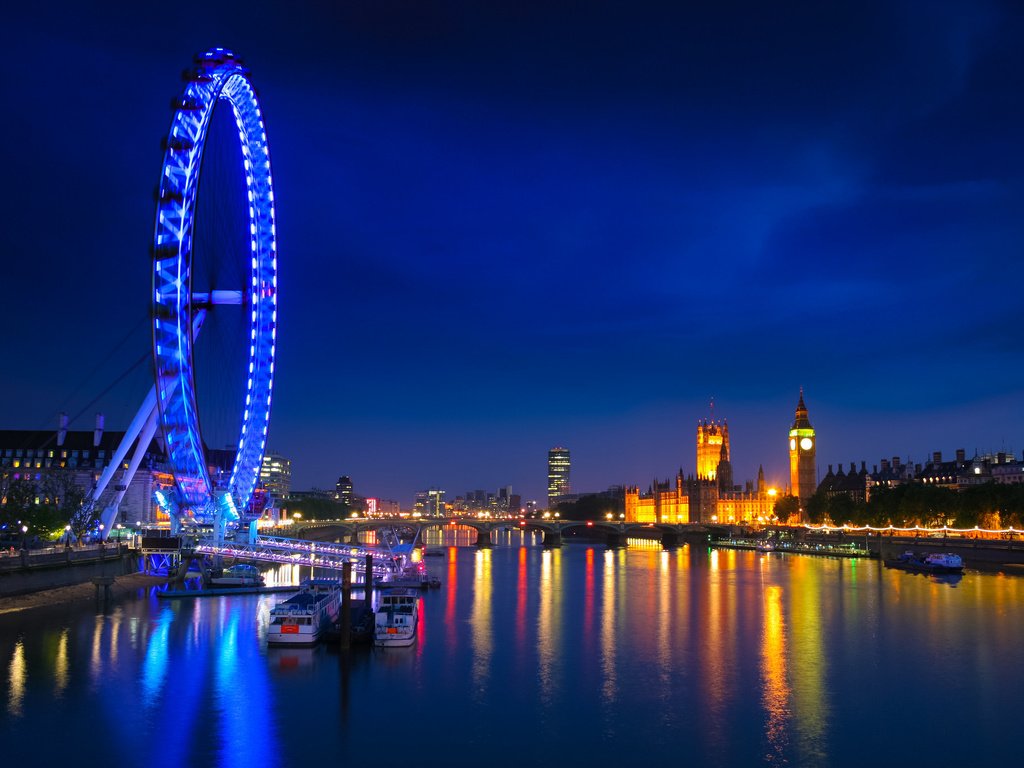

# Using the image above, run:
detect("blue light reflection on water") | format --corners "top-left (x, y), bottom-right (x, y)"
top-left (140, 606), bottom-right (171, 704)
top-left (1, 535), bottom-right (1023, 767)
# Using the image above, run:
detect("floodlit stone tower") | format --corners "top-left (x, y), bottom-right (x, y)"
top-left (696, 419), bottom-right (729, 480)
top-left (788, 390), bottom-right (816, 504)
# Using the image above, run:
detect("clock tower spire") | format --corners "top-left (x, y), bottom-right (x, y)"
top-left (788, 388), bottom-right (816, 509)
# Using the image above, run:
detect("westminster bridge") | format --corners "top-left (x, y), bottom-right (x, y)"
top-left (295, 517), bottom-right (723, 549)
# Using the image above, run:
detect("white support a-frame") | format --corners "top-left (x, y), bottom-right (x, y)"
top-left (85, 387), bottom-right (159, 540)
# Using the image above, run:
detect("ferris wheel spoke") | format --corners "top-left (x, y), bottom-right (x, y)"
top-left (192, 289), bottom-right (245, 307)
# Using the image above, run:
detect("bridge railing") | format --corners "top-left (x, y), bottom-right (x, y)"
top-left (191, 534), bottom-right (403, 577)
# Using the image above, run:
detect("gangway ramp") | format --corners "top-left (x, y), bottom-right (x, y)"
top-left (192, 534), bottom-right (402, 582)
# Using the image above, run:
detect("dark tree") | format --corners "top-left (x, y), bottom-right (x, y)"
top-left (773, 494), bottom-right (801, 522)
top-left (557, 493), bottom-right (624, 521)
top-left (804, 491), bottom-right (829, 524)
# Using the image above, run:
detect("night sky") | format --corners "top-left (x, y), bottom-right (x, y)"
top-left (3, 1), bottom-right (1023, 506)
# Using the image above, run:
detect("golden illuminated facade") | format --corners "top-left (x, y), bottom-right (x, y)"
top-left (625, 471), bottom-right (694, 524)
top-left (625, 415), bottom-right (776, 525)
top-left (788, 390), bottom-right (816, 504)
top-left (696, 419), bottom-right (729, 480)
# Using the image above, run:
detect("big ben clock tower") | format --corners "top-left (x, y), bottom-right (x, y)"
top-left (788, 389), bottom-right (816, 505)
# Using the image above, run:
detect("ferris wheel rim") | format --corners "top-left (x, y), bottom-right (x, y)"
top-left (151, 48), bottom-right (277, 515)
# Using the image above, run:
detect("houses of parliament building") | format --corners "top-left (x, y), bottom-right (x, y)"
top-left (624, 392), bottom-right (815, 524)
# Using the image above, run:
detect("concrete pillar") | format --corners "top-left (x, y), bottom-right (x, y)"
top-left (347, 531), bottom-right (360, 545)
top-left (92, 576), bottom-right (115, 608)
top-left (475, 529), bottom-right (493, 548)
top-left (340, 562), bottom-right (352, 650)
top-left (542, 530), bottom-right (562, 547)
top-left (606, 532), bottom-right (628, 548)
top-left (661, 531), bottom-right (682, 549)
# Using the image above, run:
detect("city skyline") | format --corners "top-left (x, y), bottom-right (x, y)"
top-left (3, 2), bottom-right (1024, 505)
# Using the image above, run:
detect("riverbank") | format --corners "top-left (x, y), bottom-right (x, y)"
top-left (0, 572), bottom-right (171, 616)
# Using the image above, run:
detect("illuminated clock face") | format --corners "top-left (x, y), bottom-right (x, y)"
top-left (789, 438), bottom-right (796, 451)
top-left (800, 437), bottom-right (814, 451)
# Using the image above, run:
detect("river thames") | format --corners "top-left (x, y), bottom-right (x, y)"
top-left (1, 530), bottom-right (1022, 767)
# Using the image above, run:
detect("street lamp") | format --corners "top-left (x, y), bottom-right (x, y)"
top-left (20, 524), bottom-right (28, 551)
top-left (64, 524), bottom-right (71, 549)
top-left (98, 523), bottom-right (104, 545)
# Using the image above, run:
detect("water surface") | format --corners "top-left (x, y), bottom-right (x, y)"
top-left (1, 532), bottom-right (1020, 767)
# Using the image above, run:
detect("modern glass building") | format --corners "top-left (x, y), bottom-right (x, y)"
top-left (259, 453), bottom-right (292, 502)
top-left (547, 446), bottom-right (571, 509)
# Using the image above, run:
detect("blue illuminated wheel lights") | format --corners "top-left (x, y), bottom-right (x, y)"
top-left (152, 48), bottom-right (277, 515)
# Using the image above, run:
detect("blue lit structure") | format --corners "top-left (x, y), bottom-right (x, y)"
top-left (152, 48), bottom-right (277, 516)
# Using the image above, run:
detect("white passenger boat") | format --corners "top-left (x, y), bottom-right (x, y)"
top-left (885, 551), bottom-right (965, 574)
top-left (209, 563), bottom-right (264, 587)
top-left (374, 562), bottom-right (440, 589)
top-left (374, 588), bottom-right (419, 647)
top-left (267, 579), bottom-right (343, 646)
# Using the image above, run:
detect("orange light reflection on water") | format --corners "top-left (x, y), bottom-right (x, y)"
top-left (600, 548), bottom-right (618, 706)
top-left (656, 550), bottom-right (672, 703)
top-left (54, 629), bottom-right (69, 699)
top-left (584, 547), bottom-right (595, 658)
top-left (7, 639), bottom-right (25, 717)
top-left (537, 548), bottom-right (562, 705)
top-left (445, 546), bottom-right (458, 649)
top-left (471, 548), bottom-right (493, 698)
top-left (516, 546), bottom-right (527, 659)
top-left (761, 584), bottom-right (790, 764)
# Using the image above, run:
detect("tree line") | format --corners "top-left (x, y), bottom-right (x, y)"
top-left (0, 470), bottom-right (87, 544)
top-left (778, 482), bottom-right (1024, 529)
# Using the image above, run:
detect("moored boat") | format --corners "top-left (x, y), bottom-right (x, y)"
top-left (209, 563), bottom-right (264, 587)
top-left (374, 588), bottom-right (419, 647)
top-left (267, 578), bottom-right (343, 646)
top-left (375, 561), bottom-right (437, 589)
top-left (885, 551), bottom-right (964, 574)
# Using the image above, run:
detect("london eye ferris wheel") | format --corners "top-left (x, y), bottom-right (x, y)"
top-left (152, 47), bottom-right (278, 520)
top-left (80, 48), bottom-right (278, 539)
